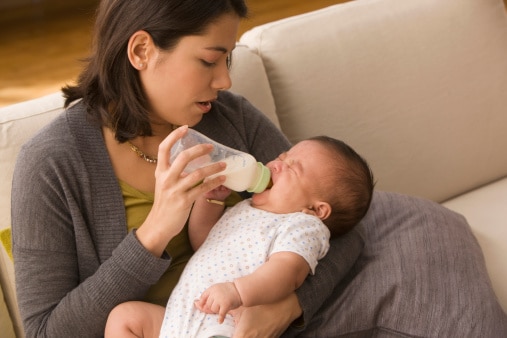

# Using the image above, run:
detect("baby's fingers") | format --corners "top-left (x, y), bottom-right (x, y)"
top-left (217, 308), bottom-right (227, 324)
top-left (194, 292), bottom-right (214, 314)
top-left (194, 299), bottom-right (207, 313)
top-left (196, 288), bottom-right (229, 323)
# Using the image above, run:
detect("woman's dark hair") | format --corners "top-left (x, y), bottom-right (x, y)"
top-left (62, 0), bottom-right (248, 142)
top-left (309, 136), bottom-right (375, 237)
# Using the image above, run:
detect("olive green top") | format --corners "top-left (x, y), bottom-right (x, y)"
top-left (119, 180), bottom-right (193, 306)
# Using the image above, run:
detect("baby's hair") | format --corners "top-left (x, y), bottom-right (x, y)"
top-left (308, 136), bottom-right (375, 237)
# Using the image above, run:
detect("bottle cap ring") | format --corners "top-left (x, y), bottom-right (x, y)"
top-left (247, 162), bottom-right (271, 193)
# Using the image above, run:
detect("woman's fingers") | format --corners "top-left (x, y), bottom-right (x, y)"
top-left (157, 125), bottom-right (189, 172)
top-left (157, 125), bottom-right (227, 194)
top-left (169, 143), bottom-right (214, 176)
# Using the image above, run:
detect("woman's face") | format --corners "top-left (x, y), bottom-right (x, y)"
top-left (251, 140), bottom-right (334, 215)
top-left (139, 13), bottom-right (240, 129)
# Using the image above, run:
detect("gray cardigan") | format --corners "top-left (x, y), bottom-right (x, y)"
top-left (11, 90), bottom-right (363, 337)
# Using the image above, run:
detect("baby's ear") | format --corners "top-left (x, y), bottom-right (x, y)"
top-left (313, 201), bottom-right (332, 221)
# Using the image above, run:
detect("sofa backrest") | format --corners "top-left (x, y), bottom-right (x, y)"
top-left (229, 44), bottom-right (280, 129)
top-left (238, 0), bottom-right (507, 202)
top-left (2, 0), bottom-right (507, 242)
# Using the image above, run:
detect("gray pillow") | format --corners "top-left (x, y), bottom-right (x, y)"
top-left (298, 191), bottom-right (507, 337)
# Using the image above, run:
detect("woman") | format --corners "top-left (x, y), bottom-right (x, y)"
top-left (11, 0), bottom-right (358, 337)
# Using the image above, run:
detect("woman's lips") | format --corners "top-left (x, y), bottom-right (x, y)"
top-left (197, 101), bottom-right (212, 113)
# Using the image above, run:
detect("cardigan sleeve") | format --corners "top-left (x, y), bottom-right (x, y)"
top-left (11, 112), bottom-right (171, 338)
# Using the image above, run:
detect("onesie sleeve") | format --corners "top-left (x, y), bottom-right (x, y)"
top-left (269, 213), bottom-right (330, 274)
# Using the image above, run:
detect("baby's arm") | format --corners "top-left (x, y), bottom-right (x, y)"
top-left (188, 186), bottom-right (231, 250)
top-left (195, 252), bottom-right (310, 323)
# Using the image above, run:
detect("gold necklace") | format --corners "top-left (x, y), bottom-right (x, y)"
top-left (127, 141), bottom-right (158, 164)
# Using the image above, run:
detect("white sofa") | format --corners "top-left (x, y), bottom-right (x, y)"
top-left (1, 0), bottom-right (506, 336)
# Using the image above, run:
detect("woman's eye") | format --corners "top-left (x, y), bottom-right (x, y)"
top-left (201, 60), bottom-right (215, 67)
top-left (226, 55), bottom-right (232, 69)
top-left (201, 56), bottom-right (231, 69)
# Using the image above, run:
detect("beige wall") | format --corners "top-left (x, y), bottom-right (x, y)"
top-left (0, 0), bottom-right (98, 24)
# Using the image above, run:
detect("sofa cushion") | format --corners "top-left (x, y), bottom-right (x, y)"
top-left (443, 177), bottom-right (507, 314)
top-left (296, 191), bottom-right (507, 337)
top-left (240, 0), bottom-right (507, 203)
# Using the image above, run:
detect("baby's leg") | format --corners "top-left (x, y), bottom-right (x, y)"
top-left (105, 301), bottom-right (165, 338)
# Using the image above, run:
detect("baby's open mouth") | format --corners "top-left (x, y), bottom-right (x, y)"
top-left (266, 177), bottom-right (273, 189)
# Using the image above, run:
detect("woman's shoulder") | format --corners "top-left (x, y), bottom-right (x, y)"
top-left (20, 111), bottom-right (71, 158)
top-left (17, 101), bottom-right (98, 171)
top-left (22, 102), bottom-right (78, 147)
top-left (213, 91), bottom-right (261, 122)
top-left (199, 92), bottom-right (283, 142)
top-left (215, 90), bottom-right (246, 107)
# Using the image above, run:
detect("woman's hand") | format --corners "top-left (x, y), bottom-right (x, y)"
top-left (136, 125), bottom-right (226, 257)
top-left (230, 293), bottom-right (302, 338)
top-left (188, 183), bottom-right (231, 251)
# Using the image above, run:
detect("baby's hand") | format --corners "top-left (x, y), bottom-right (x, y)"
top-left (204, 185), bottom-right (231, 202)
top-left (194, 282), bottom-right (242, 323)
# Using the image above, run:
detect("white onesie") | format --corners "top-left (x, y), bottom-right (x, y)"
top-left (159, 199), bottom-right (330, 338)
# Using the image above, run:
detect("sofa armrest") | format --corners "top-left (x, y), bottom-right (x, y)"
top-left (0, 242), bottom-right (17, 338)
top-left (0, 92), bottom-right (65, 231)
top-left (444, 177), bottom-right (507, 314)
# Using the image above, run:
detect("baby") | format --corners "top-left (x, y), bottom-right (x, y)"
top-left (106, 135), bottom-right (374, 338)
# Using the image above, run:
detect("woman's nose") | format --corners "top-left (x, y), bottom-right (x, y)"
top-left (212, 63), bottom-right (232, 91)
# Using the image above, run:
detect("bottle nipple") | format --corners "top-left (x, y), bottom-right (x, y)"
top-left (247, 162), bottom-right (272, 193)
top-left (266, 178), bottom-right (273, 189)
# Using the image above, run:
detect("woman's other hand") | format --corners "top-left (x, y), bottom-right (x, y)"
top-left (204, 185), bottom-right (232, 201)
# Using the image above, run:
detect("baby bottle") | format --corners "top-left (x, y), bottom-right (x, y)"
top-left (170, 128), bottom-right (271, 193)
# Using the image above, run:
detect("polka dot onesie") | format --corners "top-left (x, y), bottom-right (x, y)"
top-left (159, 199), bottom-right (330, 338)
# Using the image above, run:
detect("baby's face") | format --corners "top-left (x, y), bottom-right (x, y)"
top-left (251, 140), bottom-right (333, 214)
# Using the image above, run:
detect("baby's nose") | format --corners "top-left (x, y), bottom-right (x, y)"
top-left (267, 161), bottom-right (280, 172)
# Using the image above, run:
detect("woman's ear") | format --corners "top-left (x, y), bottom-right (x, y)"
top-left (127, 30), bottom-right (153, 70)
